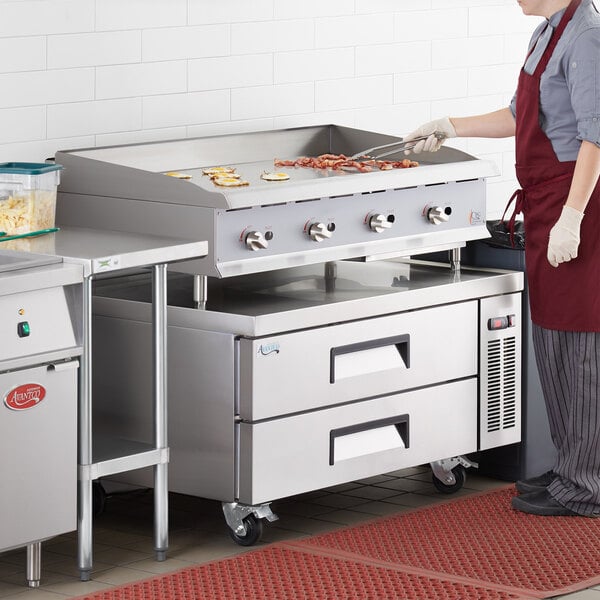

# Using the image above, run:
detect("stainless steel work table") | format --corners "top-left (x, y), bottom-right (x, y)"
top-left (18, 226), bottom-right (208, 581)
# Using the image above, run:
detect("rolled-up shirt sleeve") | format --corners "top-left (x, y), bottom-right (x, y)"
top-left (509, 91), bottom-right (517, 119)
top-left (567, 28), bottom-right (600, 146)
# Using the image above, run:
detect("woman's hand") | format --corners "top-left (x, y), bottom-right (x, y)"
top-left (402, 117), bottom-right (457, 154)
top-left (402, 108), bottom-right (516, 154)
top-left (547, 206), bottom-right (584, 267)
top-left (550, 140), bottom-right (600, 266)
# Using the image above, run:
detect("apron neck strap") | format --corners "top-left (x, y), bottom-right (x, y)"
top-left (534, 0), bottom-right (582, 77)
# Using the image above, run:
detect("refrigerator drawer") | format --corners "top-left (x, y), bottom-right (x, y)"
top-left (0, 361), bottom-right (78, 552)
top-left (239, 300), bottom-right (477, 420)
top-left (238, 378), bottom-right (477, 505)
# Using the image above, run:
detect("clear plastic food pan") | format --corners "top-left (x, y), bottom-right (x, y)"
top-left (0, 163), bottom-right (63, 235)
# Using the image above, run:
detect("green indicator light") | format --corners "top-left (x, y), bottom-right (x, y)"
top-left (17, 321), bottom-right (30, 337)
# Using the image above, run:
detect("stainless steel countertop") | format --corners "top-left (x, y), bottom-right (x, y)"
top-left (93, 259), bottom-right (525, 337)
top-left (0, 250), bottom-right (62, 273)
top-left (8, 226), bottom-right (208, 277)
top-left (0, 248), bottom-right (82, 298)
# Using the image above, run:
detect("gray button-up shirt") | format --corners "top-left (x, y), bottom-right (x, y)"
top-left (510, 0), bottom-right (600, 161)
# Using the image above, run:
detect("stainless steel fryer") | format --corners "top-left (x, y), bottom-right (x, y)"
top-left (0, 249), bottom-right (82, 585)
top-left (54, 125), bottom-right (523, 544)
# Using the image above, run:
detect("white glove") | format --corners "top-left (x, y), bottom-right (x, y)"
top-left (547, 205), bottom-right (584, 267)
top-left (402, 117), bottom-right (457, 154)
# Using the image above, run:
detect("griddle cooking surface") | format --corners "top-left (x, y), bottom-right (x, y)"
top-left (178, 157), bottom-right (429, 194)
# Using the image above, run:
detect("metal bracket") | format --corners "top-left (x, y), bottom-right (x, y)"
top-left (430, 455), bottom-right (478, 485)
top-left (222, 502), bottom-right (279, 536)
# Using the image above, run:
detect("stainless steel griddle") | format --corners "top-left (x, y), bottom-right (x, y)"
top-left (54, 125), bottom-right (522, 546)
top-left (56, 125), bottom-right (495, 278)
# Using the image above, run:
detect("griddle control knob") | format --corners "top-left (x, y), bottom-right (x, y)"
top-left (245, 230), bottom-right (269, 251)
top-left (427, 206), bottom-right (451, 225)
top-left (308, 222), bottom-right (333, 242)
top-left (369, 213), bottom-right (393, 233)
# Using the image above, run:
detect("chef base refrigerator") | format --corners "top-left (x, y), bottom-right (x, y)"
top-left (0, 250), bottom-right (82, 586)
top-left (91, 259), bottom-right (522, 544)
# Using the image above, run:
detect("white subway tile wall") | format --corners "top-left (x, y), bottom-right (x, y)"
top-left (0, 0), bottom-right (537, 217)
top-left (48, 32), bottom-right (142, 69)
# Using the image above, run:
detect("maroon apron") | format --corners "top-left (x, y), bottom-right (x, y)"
top-left (507, 0), bottom-right (600, 331)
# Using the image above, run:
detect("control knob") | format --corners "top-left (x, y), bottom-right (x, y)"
top-left (308, 222), bottom-right (333, 242)
top-left (368, 213), bottom-right (393, 233)
top-left (427, 206), bottom-right (451, 225)
top-left (244, 231), bottom-right (268, 251)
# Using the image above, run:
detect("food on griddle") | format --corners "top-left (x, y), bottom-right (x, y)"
top-left (203, 166), bottom-right (236, 176)
top-left (201, 165), bottom-right (248, 186)
top-left (274, 154), bottom-right (419, 172)
top-left (369, 159), bottom-right (420, 170)
top-left (165, 171), bottom-right (192, 179)
top-left (261, 172), bottom-right (290, 181)
top-left (208, 171), bottom-right (241, 180)
top-left (212, 177), bottom-right (249, 187)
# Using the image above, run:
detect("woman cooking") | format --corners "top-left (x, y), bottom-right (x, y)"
top-left (404, 0), bottom-right (600, 517)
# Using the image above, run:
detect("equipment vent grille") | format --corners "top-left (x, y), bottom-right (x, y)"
top-left (486, 337), bottom-right (517, 433)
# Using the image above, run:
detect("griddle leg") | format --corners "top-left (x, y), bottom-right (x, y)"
top-left (26, 542), bottom-right (41, 588)
top-left (193, 275), bottom-right (207, 309)
top-left (450, 247), bottom-right (461, 272)
top-left (325, 261), bottom-right (337, 294)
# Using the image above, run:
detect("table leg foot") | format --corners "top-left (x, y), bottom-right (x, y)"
top-left (156, 550), bottom-right (167, 562)
top-left (26, 542), bottom-right (41, 588)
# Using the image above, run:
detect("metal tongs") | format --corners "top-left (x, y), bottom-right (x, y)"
top-left (350, 131), bottom-right (447, 160)
top-left (0, 227), bottom-right (59, 242)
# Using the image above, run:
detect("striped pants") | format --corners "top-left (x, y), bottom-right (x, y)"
top-left (532, 324), bottom-right (600, 516)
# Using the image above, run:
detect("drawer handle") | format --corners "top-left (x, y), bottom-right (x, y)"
top-left (330, 334), bottom-right (410, 383)
top-left (329, 414), bottom-right (409, 465)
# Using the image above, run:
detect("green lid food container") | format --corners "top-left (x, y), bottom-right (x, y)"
top-left (0, 163), bottom-right (63, 235)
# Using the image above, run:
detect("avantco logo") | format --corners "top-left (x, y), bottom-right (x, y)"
top-left (257, 341), bottom-right (280, 356)
top-left (4, 383), bottom-right (46, 411)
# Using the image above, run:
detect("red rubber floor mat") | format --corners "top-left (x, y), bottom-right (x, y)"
top-left (292, 486), bottom-right (600, 598)
top-left (74, 545), bottom-right (532, 600)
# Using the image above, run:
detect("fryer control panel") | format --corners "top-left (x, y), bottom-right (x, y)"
top-left (0, 288), bottom-right (77, 362)
top-left (216, 179), bottom-right (486, 262)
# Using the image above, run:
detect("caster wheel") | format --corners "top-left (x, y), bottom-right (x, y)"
top-left (432, 465), bottom-right (466, 494)
top-left (93, 481), bottom-right (107, 516)
top-left (227, 514), bottom-right (263, 546)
